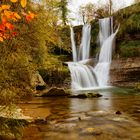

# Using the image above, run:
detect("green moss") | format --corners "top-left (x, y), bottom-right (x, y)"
top-left (38, 54), bottom-right (70, 86)
top-left (115, 3), bottom-right (140, 38)
top-left (119, 41), bottom-right (140, 57)
top-left (0, 117), bottom-right (28, 139)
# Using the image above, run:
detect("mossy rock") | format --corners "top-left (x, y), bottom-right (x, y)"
top-left (40, 87), bottom-right (70, 97)
top-left (69, 93), bottom-right (102, 99)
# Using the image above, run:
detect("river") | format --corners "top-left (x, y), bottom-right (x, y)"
top-left (21, 88), bottom-right (140, 140)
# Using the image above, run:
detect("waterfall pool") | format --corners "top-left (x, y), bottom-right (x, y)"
top-left (20, 88), bottom-right (140, 140)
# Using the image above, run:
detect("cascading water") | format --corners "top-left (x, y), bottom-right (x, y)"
top-left (70, 27), bottom-right (77, 62)
top-left (68, 24), bottom-right (98, 90)
top-left (68, 18), bottom-right (119, 90)
top-left (78, 24), bottom-right (91, 61)
top-left (94, 17), bottom-right (119, 87)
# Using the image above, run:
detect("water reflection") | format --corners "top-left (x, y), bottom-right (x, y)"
top-left (21, 88), bottom-right (140, 140)
top-left (20, 88), bottom-right (140, 122)
top-left (96, 91), bottom-right (112, 110)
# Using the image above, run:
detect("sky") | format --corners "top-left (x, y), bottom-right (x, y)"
top-left (68, 0), bottom-right (135, 25)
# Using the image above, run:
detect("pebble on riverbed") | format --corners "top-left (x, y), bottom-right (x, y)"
top-left (80, 127), bottom-right (102, 136)
top-left (115, 111), bottom-right (122, 115)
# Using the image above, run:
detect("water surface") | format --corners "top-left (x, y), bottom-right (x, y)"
top-left (21, 88), bottom-right (140, 140)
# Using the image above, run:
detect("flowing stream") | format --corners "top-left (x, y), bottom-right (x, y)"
top-left (68, 17), bottom-right (119, 90)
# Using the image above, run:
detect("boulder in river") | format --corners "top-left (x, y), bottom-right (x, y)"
top-left (69, 93), bottom-right (102, 98)
top-left (40, 87), bottom-right (70, 97)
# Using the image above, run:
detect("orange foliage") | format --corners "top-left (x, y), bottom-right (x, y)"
top-left (25, 11), bottom-right (36, 22)
top-left (0, 0), bottom-right (35, 42)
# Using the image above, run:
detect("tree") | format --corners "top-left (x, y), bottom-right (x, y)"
top-left (0, 0), bottom-right (62, 104)
top-left (58, 0), bottom-right (68, 25)
top-left (78, 0), bottom-right (113, 24)
top-left (135, 0), bottom-right (140, 3)
top-left (109, 0), bottom-right (113, 16)
top-left (94, 0), bottom-right (114, 19)
top-left (79, 3), bottom-right (96, 24)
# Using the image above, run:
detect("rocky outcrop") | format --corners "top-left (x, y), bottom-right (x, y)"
top-left (36, 87), bottom-right (103, 98)
top-left (38, 87), bottom-right (70, 97)
top-left (30, 72), bottom-right (46, 90)
top-left (110, 57), bottom-right (140, 87)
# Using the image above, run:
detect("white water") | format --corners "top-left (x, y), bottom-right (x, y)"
top-left (68, 18), bottom-right (119, 90)
top-left (94, 18), bottom-right (119, 87)
top-left (68, 62), bottom-right (98, 89)
top-left (70, 27), bottom-right (77, 62)
top-left (78, 24), bottom-right (91, 61)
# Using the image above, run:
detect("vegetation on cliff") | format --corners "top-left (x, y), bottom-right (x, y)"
top-left (115, 3), bottom-right (140, 57)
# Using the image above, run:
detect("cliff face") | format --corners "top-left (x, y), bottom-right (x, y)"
top-left (110, 57), bottom-right (140, 87)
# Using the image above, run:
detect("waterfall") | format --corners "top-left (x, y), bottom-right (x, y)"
top-left (68, 18), bottom-right (119, 90)
top-left (78, 24), bottom-right (91, 61)
top-left (94, 17), bottom-right (119, 87)
top-left (70, 27), bottom-right (77, 62)
top-left (68, 24), bottom-right (97, 90)
top-left (68, 62), bottom-right (98, 89)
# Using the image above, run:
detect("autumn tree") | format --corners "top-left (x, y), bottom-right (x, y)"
top-left (0, 0), bottom-right (35, 42)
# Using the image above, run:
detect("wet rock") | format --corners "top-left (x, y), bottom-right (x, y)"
top-left (62, 62), bottom-right (68, 66)
top-left (80, 127), bottom-right (102, 136)
top-left (133, 110), bottom-right (140, 113)
top-left (78, 115), bottom-right (92, 121)
top-left (115, 111), bottom-right (122, 115)
top-left (65, 117), bottom-right (79, 122)
top-left (104, 98), bottom-right (109, 100)
top-left (53, 123), bottom-right (77, 132)
top-left (36, 85), bottom-right (46, 91)
top-left (69, 93), bottom-right (102, 98)
top-left (40, 87), bottom-right (70, 97)
top-left (34, 118), bottom-right (47, 124)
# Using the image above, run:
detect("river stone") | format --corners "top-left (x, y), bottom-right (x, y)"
top-left (41, 87), bottom-right (70, 97)
top-left (80, 127), bottom-right (102, 136)
top-left (69, 93), bottom-right (102, 98)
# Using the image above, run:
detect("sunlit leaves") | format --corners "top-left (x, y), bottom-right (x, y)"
top-left (10, 0), bottom-right (18, 3)
top-left (25, 11), bottom-right (36, 22)
top-left (11, 0), bottom-right (27, 8)
top-left (0, 5), bottom-right (11, 11)
top-left (0, 37), bottom-right (4, 42)
top-left (0, 1), bottom-right (36, 42)
top-left (21, 0), bottom-right (27, 8)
